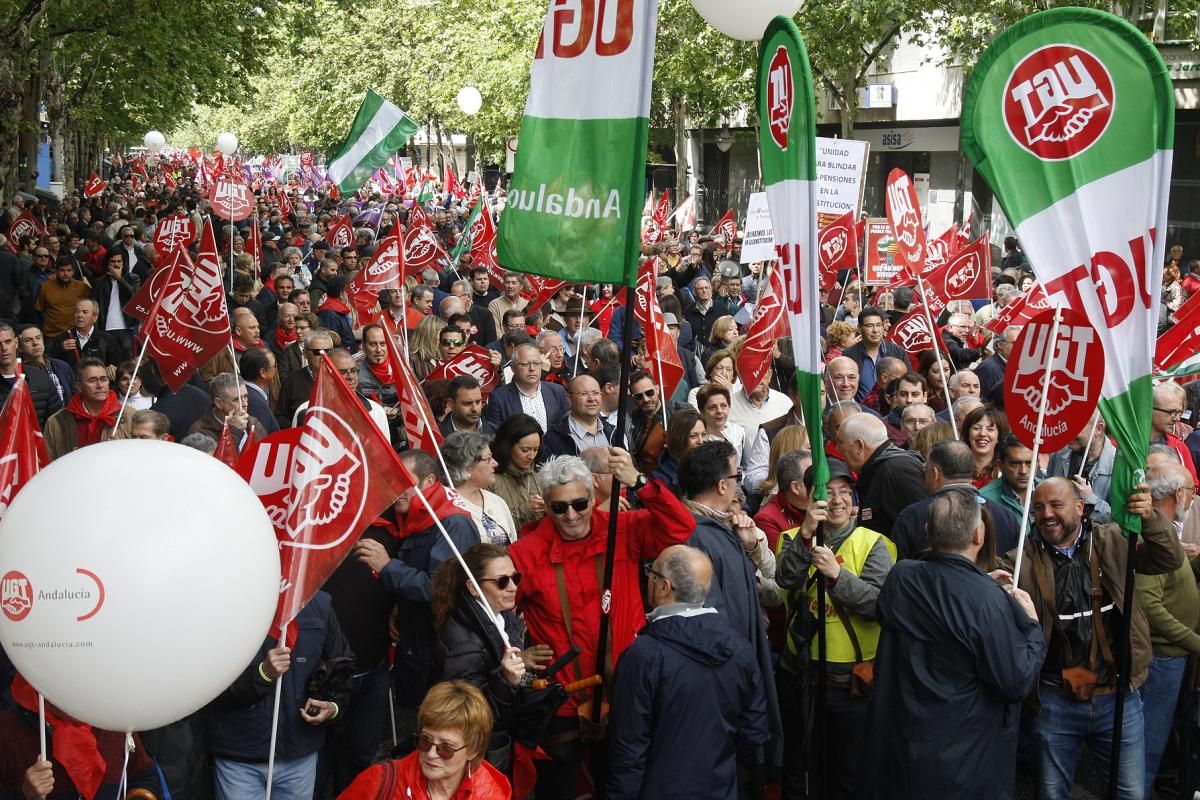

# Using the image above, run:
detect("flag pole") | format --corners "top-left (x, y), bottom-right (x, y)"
top-left (1011, 306), bottom-right (1063, 590)
top-left (1075, 413), bottom-right (1103, 481)
top-left (114, 336), bottom-right (152, 431)
top-left (37, 693), bottom-right (46, 761)
top-left (573, 285), bottom-right (587, 378)
top-left (591, 278), bottom-right (638, 724)
top-left (916, 277), bottom-right (957, 438)
top-left (264, 621), bottom-right (287, 800)
top-left (1108, 492), bottom-right (1140, 800)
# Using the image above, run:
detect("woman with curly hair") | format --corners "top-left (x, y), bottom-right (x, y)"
top-left (823, 320), bottom-right (859, 363)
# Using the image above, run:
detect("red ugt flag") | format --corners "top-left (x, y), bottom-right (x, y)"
top-left (381, 316), bottom-right (444, 455)
top-left (238, 355), bottom-right (417, 637)
top-left (885, 168), bottom-right (927, 286)
top-left (919, 235), bottom-right (993, 318)
top-left (0, 373), bottom-right (50, 522)
top-left (83, 171), bottom-right (107, 198)
top-left (633, 260), bottom-right (684, 399)
top-left (711, 209), bottom-right (737, 245)
top-left (737, 265), bottom-right (789, 391)
top-left (1156, 297), bottom-right (1200, 372)
top-left (325, 214), bottom-right (354, 250)
top-left (128, 222), bottom-right (232, 390)
top-left (347, 226), bottom-right (403, 321)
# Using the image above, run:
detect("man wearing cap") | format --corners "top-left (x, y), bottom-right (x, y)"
top-left (777, 457), bottom-right (896, 799)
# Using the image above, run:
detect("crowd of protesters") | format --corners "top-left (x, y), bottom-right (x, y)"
top-left (2, 162), bottom-right (1200, 800)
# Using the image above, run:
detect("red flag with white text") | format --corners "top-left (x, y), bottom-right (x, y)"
top-left (404, 205), bottom-right (448, 274)
top-left (885, 169), bottom-right (927, 286)
top-left (237, 356), bottom-right (417, 637)
top-left (817, 211), bottom-right (858, 287)
top-left (1156, 297), bottom-right (1200, 372)
top-left (919, 235), bottom-right (993, 316)
top-left (347, 226), bottom-right (403, 321)
top-left (0, 373), bottom-right (50, 522)
top-left (736, 264), bottom-right (788, 391)
top-left (128, 223), bottom-right (232, 390)
top-left (983, 284), bottom-right (1051, 334)
top-left (381, 316), bottom-right (444, 454)
top-left (633, 260), bottom-right (684, 398)
top-left (712, 209), bottom-right (737, 245)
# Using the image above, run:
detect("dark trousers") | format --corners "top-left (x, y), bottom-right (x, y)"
top-left (808, 681), bottom-right (868, 800)
top-left (776, 666), bottom-right (808, 800)
top-left (536, 715), bottom-right (609, 799)
top-left (317, 662), bottom-right (392, 795)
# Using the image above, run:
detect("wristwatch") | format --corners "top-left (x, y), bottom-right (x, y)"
top-left (632, 473), bottom-right (649, 492)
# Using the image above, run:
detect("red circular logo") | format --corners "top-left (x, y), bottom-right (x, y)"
top-left (1003, 45), bottom-right (1114, 161)
top-left (1004, 308), bottom-right (1106, 453)
top-left (1, 570), bottom-right (33, 622)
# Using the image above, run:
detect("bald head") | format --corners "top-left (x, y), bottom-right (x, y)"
top-left (827, 356), bottom-right (859, 402)
top-left (652, 545), bottom-right (713, 606)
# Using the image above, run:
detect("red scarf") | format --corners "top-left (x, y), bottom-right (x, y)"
top-left (66, 391), bottom-right (122, 448)
top-left (275, 325), bottom-right (298, 351)
top-left (318, 295), bottom-right (351, 316)
top-left (11, 674), bottom-right (106, 800)
top-left (367, 358), bottom-right (394, 387)
top-left (233, 337), bottom-right (265, 353)
top-left (401, 484), bottom-right (472, 536)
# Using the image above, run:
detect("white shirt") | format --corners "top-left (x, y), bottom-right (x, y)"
top-left (105, 281), bottom-right (126, 331)
top-left (517, 383), bottom-right (548, 431)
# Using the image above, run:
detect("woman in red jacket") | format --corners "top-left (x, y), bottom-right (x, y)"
top-left (338, 681), bottom-right (510, 800)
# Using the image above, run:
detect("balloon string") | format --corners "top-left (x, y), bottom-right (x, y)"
top-left (116, 732), bottom-right (132, 799)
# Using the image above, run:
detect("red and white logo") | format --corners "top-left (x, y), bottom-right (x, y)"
top-left (1, 570), bottom-right (32, 622)
top-left (158, 250), bottom-right (228, 337)
top-left (767, 46), bottom-right (793, 150)
top-left (1005, 308), bottom-right (1105, 451)
top-left (1004, 45), bottom-right (1114, 161)
top-left (154, 214), bottom-right (197, 254)
top-left (819, 224), bottom-right (849, 270)
top-left (209, 177), bottom-right (254, 221)
top-left (284, 409), bottom-right (368, 549)
top-left (8, 217), bottom-right (37, 242)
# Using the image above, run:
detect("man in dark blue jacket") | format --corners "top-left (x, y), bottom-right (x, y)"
top-left (205, 591), bottom-right (355, 800)
top-left (608, 545), bottom-right (767, 800)
top-left (863, 488), bottom-right (1043, 799)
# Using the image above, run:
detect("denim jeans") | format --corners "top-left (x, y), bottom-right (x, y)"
top-left (1140, 654), bottom-right (1187, 794)
top-left (1031, 685), bottom-right (1145, 800)
top-left (213, 751), bottom-right (317, 800)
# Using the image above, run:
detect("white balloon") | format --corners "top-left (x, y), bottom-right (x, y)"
top-left (216, 132), bottom-right (239, 156)
top-left (0, 441), bottom-right (280, 731)
top-left (143, 130), bottom-right (166, 154)
top-left (457, 86), bottom-right (483, 116)
top-left (690, 0), bottom-right (802, 41)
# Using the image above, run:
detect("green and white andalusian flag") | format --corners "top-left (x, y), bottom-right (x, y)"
top-left (327, 90), bottom-right (418, 196)
top-left (757, 17), bottom-right (827, 502)
top-left (496, 0), bottom-right (658, 285)
top-left (961, 8), bottom-right (1174, 530)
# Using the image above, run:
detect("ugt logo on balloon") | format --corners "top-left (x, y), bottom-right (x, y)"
top-left (1, 570), bottom-right (32, 622)
top-left (767, 46), bottom-right (793, 150)
top-left (1004, 45), bottom-right (1114, 161)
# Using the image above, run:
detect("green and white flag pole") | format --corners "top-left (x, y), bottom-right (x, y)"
top-left (756, 14), bottom-right (825, 791)
top-left (326, 89), bottom-right (418, 197)
top-left (498, 0), bottom-right (660, 724)
top-left (961, 11), bottom-right (1173, 796)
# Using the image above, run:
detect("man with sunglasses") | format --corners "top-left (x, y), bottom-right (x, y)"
top-left (507, 450), bottom-right (695, 798)
top-left (278, 330), bottom-right (333, 428)
top-left (679, 439), bottom-right (783, 775)
top-left (627, 370), bottom-right (683, 474)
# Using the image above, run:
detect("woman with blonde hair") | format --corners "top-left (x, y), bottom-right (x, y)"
top-left (757, 425), bottom-right (811, 498)
top-left (411, 314), bottom-right (444, 381)
top-left (338, 681), bottom-right (510, 799)
top-left (823, 321), bottom-right (858, 363)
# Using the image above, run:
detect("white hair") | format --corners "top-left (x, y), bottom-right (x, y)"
top-left (538, 456), bottom-right (594, 498)
top-left (838, 413), bottom-right (889, 448)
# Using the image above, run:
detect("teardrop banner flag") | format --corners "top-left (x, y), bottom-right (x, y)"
top-left (961, 7), bottom-right (1174, 530)
top-left (496, 0), bottom-right (658, 286)
top-left (757, 16), bottom-right (827, 503)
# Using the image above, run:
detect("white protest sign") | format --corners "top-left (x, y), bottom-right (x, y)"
top-left (814, 137), bottom-right (869, 221)
top-left (740, 192), bottom-right (776, 263)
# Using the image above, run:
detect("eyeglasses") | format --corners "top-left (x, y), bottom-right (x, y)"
top-left (33, 254), bottom-right (48, 259)
top-left (642, 563), bottom-right (668, 582)
top-left (548, 498), bottom-right (590, 515)
top-left (513, 361), bottom-right (541, 369)
top-left (337, 367), bottom-right (356, 377)
top-left (415, 733), bottom-right (468, 760)
top-left (440, 338), bottom-right (465, 347)
top-left (1154, 407), bottom-right (1184, 419)
top-left (723, 470), bottom-right (743, 484)
top-left (633, 388), bottom-right (657, 400)
top-left (306, 347), bottom-right (329, 355)
top-left (479, 572), bottom-right (522, 589)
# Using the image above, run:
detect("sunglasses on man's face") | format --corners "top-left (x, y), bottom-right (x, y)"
top-left (440, 338), bottom-right (464, 347)
top-left (480, 572), bottom-right (522, 590)
top-left (415, 733), bottom-right (468, 760)
top-left (548, 498), bottom-right (590, 515)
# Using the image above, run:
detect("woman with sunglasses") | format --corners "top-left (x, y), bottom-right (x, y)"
top-left (432, 545), bottom-right (547, 770)
top-left (338, 681), bottom-right (510, 799)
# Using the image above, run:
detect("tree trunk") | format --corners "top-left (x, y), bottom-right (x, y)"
top-left (434, 120), bottom-right (446, 178)
top-left (839, 66), bottom-right (857, 140)
top-left (672, 94), bottom-right (688, 209)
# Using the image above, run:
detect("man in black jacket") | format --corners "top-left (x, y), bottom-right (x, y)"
top-left (836, 412), bottom-right (928, 537)
top-left (863, 489), bottom-right (1043, 799)
top-left (607, 545), bottom-right (768, 800)
top-left (0, 323), bottom-right (62, 426)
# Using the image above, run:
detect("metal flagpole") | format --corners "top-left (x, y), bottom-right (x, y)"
top-left (573, 285), bottom-right (588, 377)
top-left (113, 337), bottom-right (151, 431)
top-left (1011, 306), bottom-right (1062, 590)
top-left (1075, 414), bottom-right (1103, 481)
top-left (264, 622), bottom-right (288, 800)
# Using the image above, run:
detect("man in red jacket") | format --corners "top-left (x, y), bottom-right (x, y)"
top-left (508, 447), bottom-right (694, 799)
